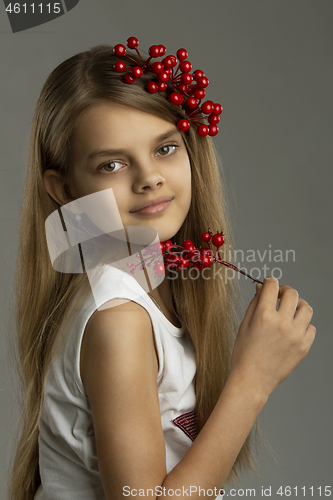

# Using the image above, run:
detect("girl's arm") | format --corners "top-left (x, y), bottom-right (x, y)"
top-left (81, 277), bottom-right (315, 500)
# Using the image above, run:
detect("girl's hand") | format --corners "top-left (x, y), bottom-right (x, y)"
top-left (231, 276), bottom-right (316, 399)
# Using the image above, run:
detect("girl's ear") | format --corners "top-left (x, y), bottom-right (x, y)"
top-left (43, 169), bottom-right (75, 207)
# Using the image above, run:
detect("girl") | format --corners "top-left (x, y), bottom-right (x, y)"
top-left (8, 42), bottom-right (315, 500)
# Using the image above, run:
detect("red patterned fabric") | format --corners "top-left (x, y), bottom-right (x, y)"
top-left (172, 410), bottom-right (198, 442)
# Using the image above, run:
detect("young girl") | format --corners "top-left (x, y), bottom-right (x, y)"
top-left (8, 41), bottom-right (315, 500)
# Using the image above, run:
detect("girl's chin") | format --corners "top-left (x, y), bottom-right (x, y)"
top-left (124, 220), bottom-right (179, 244)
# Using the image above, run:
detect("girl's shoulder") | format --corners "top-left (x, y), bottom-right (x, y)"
top-left (80, 295), bottom-right (159, 403)
top-left (54, 265), bottom-right (189, 396)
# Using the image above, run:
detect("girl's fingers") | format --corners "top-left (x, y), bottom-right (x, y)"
top-left (240, 284), bottom-right (262, 329)
top-left (256, 276), bottom-right (280, 311)
top-left (294, 298), bottom-right (314, 326)
top-left (277, 285), bottom-right (300, 317)
top-left (241, 280), bottom-right (314, 340)
top-left (304, 323), bottom-right (316, 346)
top-left (242, 277), bottom-right (280, 329)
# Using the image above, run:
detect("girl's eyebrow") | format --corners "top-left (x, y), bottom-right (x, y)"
top-left (85, 128), bottom-right (180, 163)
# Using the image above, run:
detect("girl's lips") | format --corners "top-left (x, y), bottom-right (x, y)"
top-left (130, 199), bottom-right (172, 215)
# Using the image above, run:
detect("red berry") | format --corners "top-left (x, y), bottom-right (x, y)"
top-left (155, 242), bottom-right (165, 252)
top-left (189, 254), bottom-right (198, 265)
top-left (154, 262), bottom-right (165, 275)
top-left (168, 92), bottom-right (183, 105)
top-left (208, 114), bottom-right (220, 124)
top-left (152, 61), bottom-right (164, 74)
top-left (114, 44), bottom-right (126, 57)
top-left (165, 254), bottom-right (180, 269)
top-left (162, 57), bottom-right (174, 68)
top-left (197, 124), bottom-right (209, 136)
top-left (158, 82), bottom-right (167, 92)
top-left (158, 71), bottom-right (170, 82)
top-left (114, 60), bottom-right (126, 73)
top-left (201, 255), bottom-right (212, 268)
top-left (187, 86), bottom-right (195, 96)
top-left (193, 88), bottom-right (206, 100)
top-left (177, 119), bottom-right (190, 132)
top-left (193, 69), bottom-right (205, 80)
top-left (131, 66), bottom-right (143, 78)
top-left (201, 100), bottom-right (214, 114)
top-left (176, 84), bottom-right (188, 94)
top-left (200, 248), bottom-right (213, 258)
top-left (158, 45), bottom-right (166, 56)
top-left (183, 241), bottom-right (196, 253)
top-left (146, 81), bottom-right (158, 93)
top-left (163, 240), bottom-right (173, 251)
top-left (127, 37), bottom-right (139, 49)
top-left (177, 48), bottom-right (188, 60)
top-left (197, 76), bottom-right (209, 88)
top-left (149, 45), bottom-right (160, 58)
top-left (189, 252), bottom-right (202, 268)
top-left (201, 232), bottom-right (211, 242)
top-left (180, 73), bottom-right (193, 85)
top-left (208, 125), bottom-right (219, 136)
top-left (123, 73), bottom-right (136, 84)
top-left (212, 233), bottom-right (224, 247)
top-left (179, 258), bottom-right (189, 269)
top-left (179, 60), bottom-right (192, 73)
top-left (164, 253), bottom-right (176, 262)
top-left (186, 97), bottom-right (198, 109)
top-left (163, 55), bottom-right (177, 68)
top-left (212, 103), bottom-right (223, 115)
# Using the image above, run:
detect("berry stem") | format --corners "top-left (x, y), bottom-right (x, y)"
top-left (174, 66), bottom-right (181, 78)
top-left (191, 120), bottom-right (205, 127)
top-left (187, 108), bottom-right (202, 118)
top-left (215, 250), bottom-right (263, 284)
top-left (124, 54), bottom-right (140, 65)
top-left (142, 56), bottom-right (153, 70)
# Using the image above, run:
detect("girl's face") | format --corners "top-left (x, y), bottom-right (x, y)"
top-left (66, 103), bottom-right (192, 243)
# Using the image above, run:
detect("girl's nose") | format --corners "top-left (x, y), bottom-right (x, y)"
top-left (131, 159), bottom-right (166, 192)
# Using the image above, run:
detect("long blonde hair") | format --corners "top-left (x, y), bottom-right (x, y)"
top-left (8, 44), bottom-right (257, 499)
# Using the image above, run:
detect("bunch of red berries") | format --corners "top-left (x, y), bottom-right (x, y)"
top-left (126, 228), bottom-right (262, 284)
top-left (113, 37), bottom-right (223, 137)
top-left (155, 229), bottom-right (225, 273)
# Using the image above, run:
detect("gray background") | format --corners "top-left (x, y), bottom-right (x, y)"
top-left (0, 1), bottom-right (332, 498)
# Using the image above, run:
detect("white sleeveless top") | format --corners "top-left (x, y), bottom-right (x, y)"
top-left (35, 265), bottom-right (197, 499)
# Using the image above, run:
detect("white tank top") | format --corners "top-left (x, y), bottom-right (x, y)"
top-left (35, 265), bottom-right (197, 499)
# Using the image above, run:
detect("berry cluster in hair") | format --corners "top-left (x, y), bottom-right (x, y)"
top-left (113, 37), bottom-right (223, 137)
top-left (126, 228), bottom-right (263, 284)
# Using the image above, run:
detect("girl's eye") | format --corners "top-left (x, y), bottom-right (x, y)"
top-left (99, 161), bottom-right (124, 173)
top-left (156, 145), bottom-right (177, 156)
